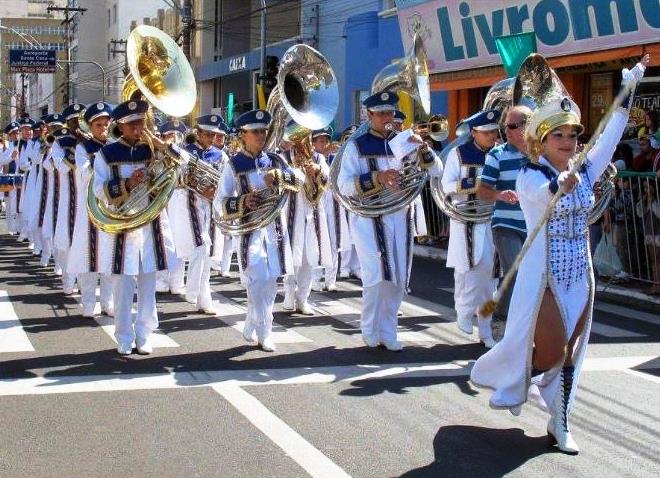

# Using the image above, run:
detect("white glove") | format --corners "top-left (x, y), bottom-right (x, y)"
top-left (558, 171), bottom-right (580, 194)
top-left (622, 62), bottom-right (646, 83)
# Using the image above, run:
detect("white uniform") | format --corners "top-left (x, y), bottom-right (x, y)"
top-left (337, 129), bottom-right (442, 346)
top-left (284, 151), bottom-right (332, 307)
top-left (441, 140), bottom-right (497, 340)
top-left (215, 149), bottom-right (302, 343)
top-left (471, 107), bottom-right (629, 413)
top-left (24, 138), bottom-right (47, 252)
top-left (17, 138), bottom-right (34, 239)
top-left (66, 139), bottom-right (113, 315)
top-left (93, 138), bottom-right (175, 347)
top-left (39, 148), bottom-right (58, 267)
top-left (0, 141), bottom-right (25, 233)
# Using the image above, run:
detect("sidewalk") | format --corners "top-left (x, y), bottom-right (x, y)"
top-left (413, 244), bottom-right (660, 311)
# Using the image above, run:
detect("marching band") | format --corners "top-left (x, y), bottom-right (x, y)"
top-left (0, 23), bottom-right (651, 455)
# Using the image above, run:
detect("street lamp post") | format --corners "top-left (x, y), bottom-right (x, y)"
top-left (56, 60), bottom-right (106, 102)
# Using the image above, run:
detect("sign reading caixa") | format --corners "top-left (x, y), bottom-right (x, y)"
top-left (396, 0), bottom-right (659, 73)
top-left (8, 49), bottom-right (57, 74)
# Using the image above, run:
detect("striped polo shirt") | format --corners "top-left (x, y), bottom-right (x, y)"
top-left (480, 142), bottom-right (527, 232)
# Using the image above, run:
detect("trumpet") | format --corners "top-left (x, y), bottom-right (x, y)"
top-left (413, 114), bottom-right (449, 142)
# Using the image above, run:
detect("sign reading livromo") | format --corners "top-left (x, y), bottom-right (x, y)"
top-left (395, 0), bottom-right (659, 73)
top-left (8, 49), bottom-right (57, 74)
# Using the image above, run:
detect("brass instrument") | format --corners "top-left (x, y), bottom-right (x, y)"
top-left (86, 25), bottom-right (198, 234)
top-left (329, 33), bottom-right (432, 218)
top-left (414, 114), bottom-right (449, 142)
top-left (214, 43), bottom-right (338, 235)
top-left (589, 162), bottom-right (617, 225)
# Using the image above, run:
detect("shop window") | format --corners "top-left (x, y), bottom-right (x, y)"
top-left (589, 72), bottom-right (613, 134)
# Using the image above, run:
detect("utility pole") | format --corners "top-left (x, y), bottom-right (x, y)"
top-left (20, 73), bottom-right (27, 116)
top-left (110, 39), bottom-right (128, 76)
top-left (46, 1), bottom-right (87, 104)
top-left (181, 0), bottom-right (193, 59)
top-left (260, 0), bottom-right (267, 85)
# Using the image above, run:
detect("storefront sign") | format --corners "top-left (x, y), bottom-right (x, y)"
top-left (8, 49), bottom-right (57, 73)
top-left (229, 55), bottom-right (246, 72)
top-left (395, 0), bottom-right (659, 73)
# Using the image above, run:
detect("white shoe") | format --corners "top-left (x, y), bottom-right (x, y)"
top-left (381, 340), bottom-right (403, 352)
top-left (199, 305), bottom-right (218, 316)
top-left (156, 285), bottom-right (169, 293)
top-left (456, 315), bottom-right (473, 335)
top-left (82, 306), bottom-right (96, 318)
top-left (547, 366), bottom-right (579, 455)
top-left (282, 294), bottom-right (295, 311)
top-left (242, 321), bottom-right (256, 343)
top-left (297, 301), bottom-right (314, 315)
top-left (362, 334), bottom-right (378, 348)
top-left (63, 287), bottom-right (75, 296)
top-left (219, 271), bottom-right (232, 278)
top-left (136, 337), bottom-right (153, 355)
top-left (117, 343), bottom-right (133, 355)
top-left (326, 283), bottom-right (337, 292)
top-left (185, 295), bottom-right (197, 305)
top-left (101, 305), bottom-right (115, 317)
top-left (311, 281), bottom-right (324, 292)
top-left (259, 337), bottom-right (276, 352)
top-left (478, 318), bottom-right (496, 349)
top-left (170, 287), bottom-right (185, 295)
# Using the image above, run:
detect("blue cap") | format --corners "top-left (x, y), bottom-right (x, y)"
top-left (84, 102), bottom-right (113, 124)
top-left (235, 109), bottom-right (271, 130)
top-left (32, 120), bottom-right (45, 130)
top-left (362, 91), bottom-right (399, 112)
top-left (111, 100), bottom-right (149, 123)
top-left (44, 114), bottom-right (65, 127)
top-left (52, 127), bottom-right (71, 138)
top-left (464, 109), bottom-right (501, 132)
top-left (312, 127), bottom-right (333, 139)
top-left (61, 103), bottom-right (86, 120)
top-left (159, 119), bottom-right (188, 135)
top-left (195, 114), bottom-right (227, 134)
top-left (4, 122), bottom-right (19, 134)
top-left (393, 110), bottom-right (406, 123)
top-left (19, 117), bottom-right (35, 127)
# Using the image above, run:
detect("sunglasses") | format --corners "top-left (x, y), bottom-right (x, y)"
top-left (505, 122), bottom-right (526, 130)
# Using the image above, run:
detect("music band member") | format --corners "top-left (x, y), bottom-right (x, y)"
top-left (0, 122), bottom-right (22, 234)
top-left (283, 127), bottom-right (332, 314)
top-left (174, 114), bottom-right (227, 314)
top-left (471, 55), bottom-right (649, 455)
top-left (24, 119), bottom-right (46, 256)
top-left (442, 109), bottom-right (501, 349)
top-left (210, 123), bottom-right (235, 278)
top-left (16, 117), bottom-right (34, 242)
top-left (336, 92), bottom-right (443, 351)
top-left (93, 100), bottom-right (176, 355)
top-left (66, 102), bottom-right (115, 318)
top-left (214, 109), bottom-right (303, 352)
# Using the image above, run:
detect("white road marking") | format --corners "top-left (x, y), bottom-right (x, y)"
top-left (590, 322), bottom-right (646, 338)
top-left (0, 290), bottom-right (35, 353)
top-left (215, 385), bottom-right (352, 478)
top-left (594, 302), bottom-right (660, 326)
top-left (622, 368), bottom-right (660, 385)
top-left (213, 291), bottom-right (312, 343)
top-left (0, 356), bottom-right (655, 397)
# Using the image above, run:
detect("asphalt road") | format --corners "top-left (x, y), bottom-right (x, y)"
top-left (1, 224), bottom-right (659, 478)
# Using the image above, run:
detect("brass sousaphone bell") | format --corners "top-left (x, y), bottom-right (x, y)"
top-left (86, 25), bottom-right (197, 234)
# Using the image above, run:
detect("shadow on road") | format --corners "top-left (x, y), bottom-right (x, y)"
top-left (400, 425), bottom-right (552, 477)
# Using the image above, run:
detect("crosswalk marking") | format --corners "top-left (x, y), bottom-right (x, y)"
top-left (215, 385), bottom-right (352, 478)
top-left (590, 322), bottom-right (646, 338)
top-left (212, 291), bottom-right (313, 343)
top-left (594, 302), bottom-right (660, 326)
top-left (0, 290), bottom-right (35, 353)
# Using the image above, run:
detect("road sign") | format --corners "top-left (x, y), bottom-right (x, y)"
top-left (8, 49), bottom-right (57, 74)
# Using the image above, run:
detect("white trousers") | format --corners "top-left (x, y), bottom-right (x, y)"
top-left (361, 281), bottom-right (405, 344)
top-left (341, 246), bottom-right (361, 276)
top-left (112, 270), bottom-right (157, 346)
top-left (246, 278), bottom-right (278, 341)
top-left (78, 272), bottom-right (113, 311)
top-left (453, 260), bottom-right (497, 323)
top-left (40, 237), bottom-right (52, 266)
top-left (156, 256), bottom-right (185, 292)
top-left (55, 248), bottom-right (75, 290)
top-left (186, 246), bottom-right (212, 309)
top-left (285, 261), bottom-right (314, 304)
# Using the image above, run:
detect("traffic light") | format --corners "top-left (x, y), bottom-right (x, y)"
top-left (262, 55), bottom-right (279, 100)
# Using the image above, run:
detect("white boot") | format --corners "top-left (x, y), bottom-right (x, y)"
top-left (547, 366), bottom-right (579, 455)
top-left (478, 317), bottom-right (496, 348)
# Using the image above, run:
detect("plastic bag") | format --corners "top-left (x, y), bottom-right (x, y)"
top-left (593, 232), bottom-right (623, 277)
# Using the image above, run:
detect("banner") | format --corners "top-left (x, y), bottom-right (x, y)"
top-left (8, 49), bottom-right (57, 74)
top-left (395, 0), bottom-right (659, 74)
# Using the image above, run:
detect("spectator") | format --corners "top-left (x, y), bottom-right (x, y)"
top-left (631, 136), bottom-right (660, 171)
top-left (638, 110), bottom-right (660, 146)
top-left (613, 142), bottom-right (634, 170)
top-left (611, 178), bottom-right (636, 276)
top-left (635, 180), bottom-right (660, 294)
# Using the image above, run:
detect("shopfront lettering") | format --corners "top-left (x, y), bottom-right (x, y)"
top-left (229, 56), bottom-right (246, 72)
top-left (398, 0), bottom-right (659, 73)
